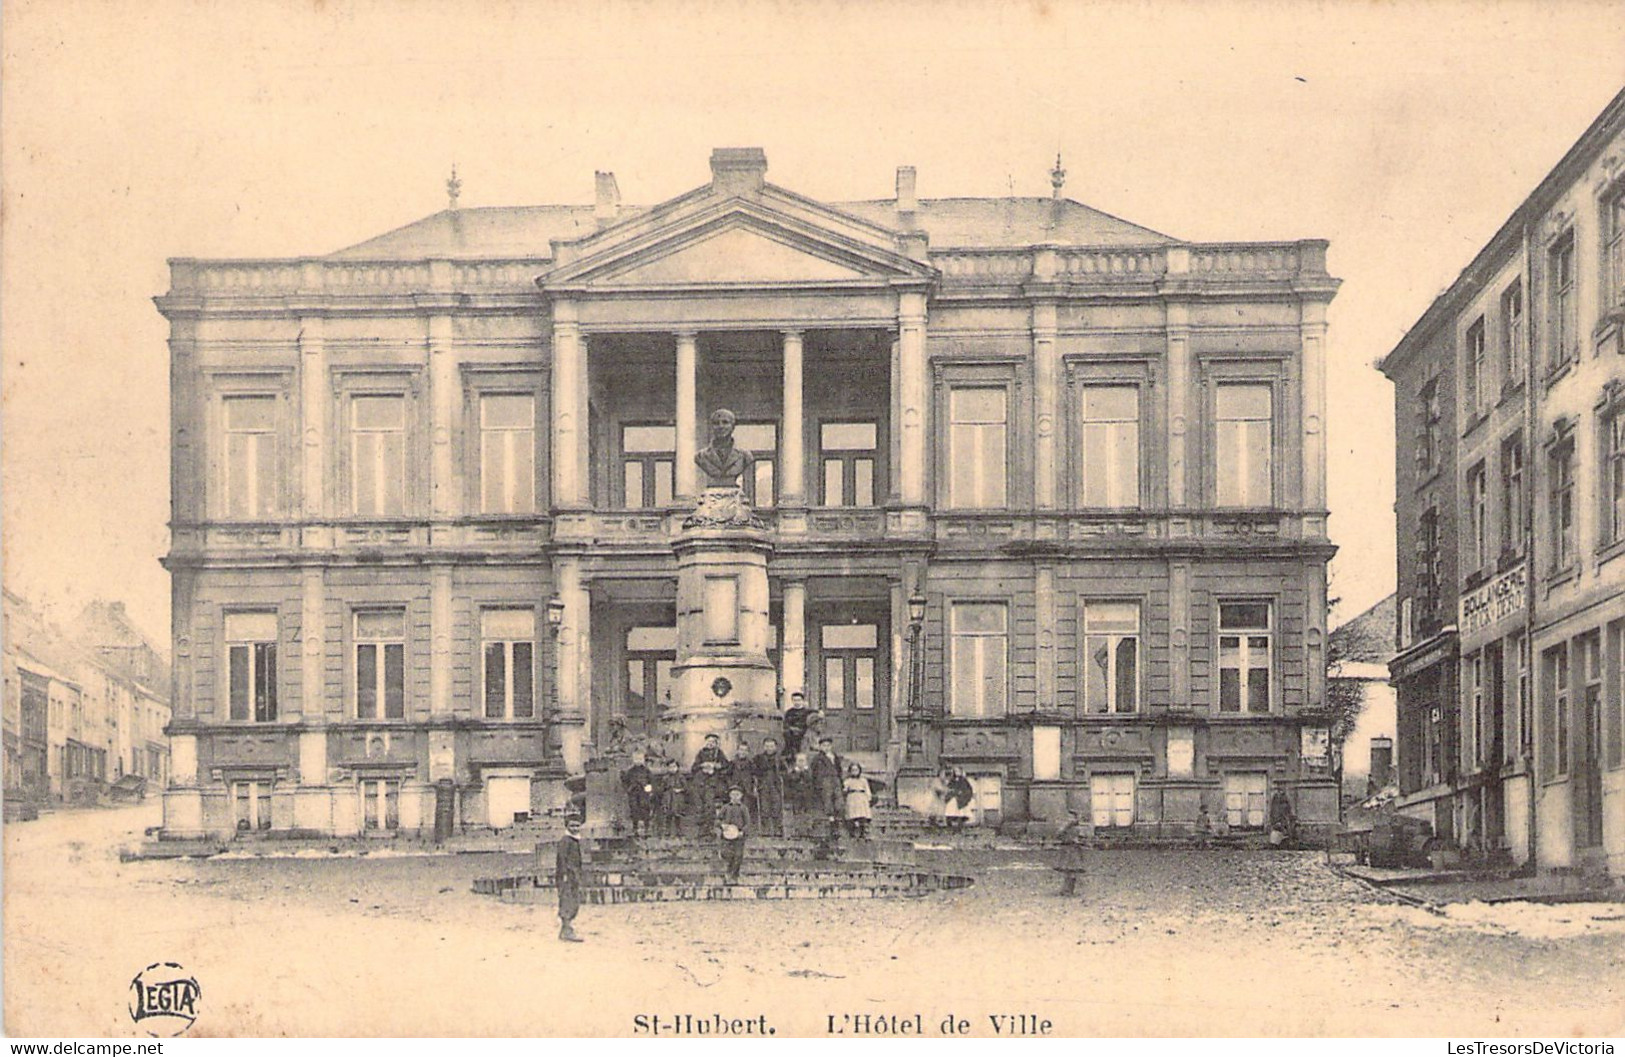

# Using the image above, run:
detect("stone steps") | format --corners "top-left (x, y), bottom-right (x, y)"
top-left (480, 869), bottom-right (973, 904)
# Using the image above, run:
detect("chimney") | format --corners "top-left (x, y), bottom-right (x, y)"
top-left (709, 148), bottom-right (768, 195)
top-left (594, 171), bottom-right (621, 228)
top-left (896, 165), bottom-right (917, 214)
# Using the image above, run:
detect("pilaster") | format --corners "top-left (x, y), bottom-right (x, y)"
top-left (1165, 299), bottom-right (1192, 530)
top-left (428, 313), bottom-right (459, 534)
top-left (298, 315), bottom-right (327, 523)
top-left (1032, 302), bottom-right (1059, 510)
top-left (430, 566), bottom-right (453, 716)
top-left (1301, 301), bottom-right (1329, 537)
top-left (550, 300), bottom-right (587, 508)
top-left (897, 293), bottom-right (928, 512)
top-left (300, 566), bottom-right (325, 721)
top-left (1036, 562), bottom-right (1057, 708)
top-left (780, 330), bottom-right (805, 506)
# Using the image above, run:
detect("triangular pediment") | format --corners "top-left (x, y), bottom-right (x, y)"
top-left (541, 190), bottom-right (934, 292)
top-left (608, 224), bottom-right (871, 284)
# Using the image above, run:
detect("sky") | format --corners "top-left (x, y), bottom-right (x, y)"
top-left (3, 0), bottom-right (1623, 646)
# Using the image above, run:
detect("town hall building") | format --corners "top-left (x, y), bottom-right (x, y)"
top-left (156, 148), bottom-right (1341, 839)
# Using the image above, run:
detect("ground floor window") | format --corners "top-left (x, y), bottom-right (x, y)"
top-left (1224, 772), bottom-right (1268, 829)
top-left (233, 779), bottom-right (272, 832)
top-left (360, 778), bottom-right (400, 831)
top-left (1090, 772), bottom-right (1135, 829)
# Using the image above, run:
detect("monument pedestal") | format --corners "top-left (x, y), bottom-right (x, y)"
top-left (666, 514), bottom-right (778, 765)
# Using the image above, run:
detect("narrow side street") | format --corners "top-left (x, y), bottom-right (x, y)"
top-left (6, 806), bottom-right (1622, 1037)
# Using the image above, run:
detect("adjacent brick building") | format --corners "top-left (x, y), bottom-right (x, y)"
top-left (157, 149), bottom-right (1341, 839)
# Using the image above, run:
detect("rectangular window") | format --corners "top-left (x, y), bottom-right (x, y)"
top-left (350, 394), bottom-right (407, 516)
top-left (1466, 653), bottom-right (1484, 768)
top-left (1544, 644), bottom-right (1569, 777)
top-left (1083, 601), bottom-right (1139, 714)
top-left (223, 395), bottom-right (278, 518)
top-left (1549, 232), bottom-right (1577, 370)
top-left (232, 779), bottom-right (273, 832)
top-left (479, 394), bottom-right (535, 514)
top-left (1465, 317), bottom-right (1487, 418)
top-left (1501, 434), bottom-right (1525, 556)
top-left (1501, 281), bottom-right (1525, 385)
top-left (1216, 383), bottom-right (1272, 506)
top-left (1607, 412), bottom-right (1625, 547)
top-left (733, 422), bottom-right (777, 508)
top-left (359, 778), bottom-right (400, 831)
top-left (948, 388), bottom-right (1007, 508)
top-left (355, 610), bottom-right (406, 720)
top-left (1516, 634), bottom-right (1532, 758)
top-left (820, 624), bottom-right (879, 711)
top-left (625, 625), bottom-right (677, 718)
top-left (703, 577), bottom-right (739, 644)
top-left (225, 611), bottom-right (278, 723)
top-left (621, 424), bottom-right (676, 509)
top-left (949, 602), bottom-right (1008, 718)
top-left (1079, 386), bottom-right (1140, 508)
top-left (1223, 772), bottom-right (1268, 829)
top-left (1090, 773), bottom-right (1135, 829)
top-left (1551, 443), bottom-right (1576, 572)
top-left (481, 609), bottom-right (535, 720)
top-left (1469, 462), bottom-right (1488, 572)
top-left (1416, 507), bottom-right (1441, 626)
top-left (819, 422), bottom-right (878, 507)
top-left (1606, 184), bottom-right (1625, 312)
top-left (1417, 379), bottom-right (1441, 475)
top-left (1218, 601), bottom-right (1271, 714)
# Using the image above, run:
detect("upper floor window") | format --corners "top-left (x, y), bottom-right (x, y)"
top-left (1500, 281), bottom-right (1526, 386)
top-left (1416, 378), bottom-right (1442, 477)
top-left (948, 388), bottom-right (1007, 508)
top-left (1465, 317), bottom-right (1487, 419)
top-left (355, 609), bottom-right (406, 720)
top-left (1215, 383), bottom-right (1272, 507)
top-left (1079, 386), bottom-right (1140, 508)
top-left (1083, 600), bottom-right (1139, 714)
top-left (1415, 506), bottom-right (1441, 627)
top-left (350, 395), bottom-right (407, 516)
top-left (820, 422), bottom-right (877, 508)
top-left (949, 602), bottom-right (1007, 717)
top-left (1500, 433), bottom-right (1525, 556)
top-left (482, 609), bottom-right (535, 720)
top-left (1607, 409), bottom-right (1625, 547)
top-left (223, 395), bottom-right (278, 518)
top-left (621, 424), bottom-right (675, 509)
top-left (479, 394), bottom-right (535, 514)
top-left (1550, 440), bottom-right (1576, 573)
top-left (1218, 601), bottom-right (1271, 714)
top-left (1549, 231), bottom-right (1577, 372)
top-left (1606, 183), bottom-right (1625, 313)
top-left (734, 422), bottom-right (777, 508)
top-left (225, 611), bottom-right (278, 722)
top-left (1468, 462), bottom-right (1488, 572)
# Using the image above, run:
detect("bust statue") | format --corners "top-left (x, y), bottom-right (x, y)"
top-left (694, 408), bottom-right (754, 487)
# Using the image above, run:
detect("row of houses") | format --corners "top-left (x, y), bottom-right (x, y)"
top-left (1379, 88), bottom-right (1625, 879)
top-left (2, 591), bottom-right (172, 805)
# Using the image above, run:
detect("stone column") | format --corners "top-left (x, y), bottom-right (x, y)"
top-left (428, 313), bottom-right (459, 530)
top-left (896, 293), bottom-right (928, 518)
top-left (1032, 302), bottom-right (1059, 510)
top-left (555, 555), bottom-right (591, 772)
top-left (675, 331), bottom-right (698, 501)
top-left (298, 315), bottom-right (327, 526)
top-left (1301, 302), bottom-right (1329, 538)
top-left (781, 579), bottom-right (807, 698)
top-left (551, 300), bottom-right (587, 508)
top-left (1165, 296), bottom-right (1192, 534)
top-left (780, 330), bottom-right (805, 506)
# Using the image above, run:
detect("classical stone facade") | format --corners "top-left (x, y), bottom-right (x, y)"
top-left (1381, 89), bottom-right (1625, 879)
top-left (157, 148), bottom-right (1340, 839)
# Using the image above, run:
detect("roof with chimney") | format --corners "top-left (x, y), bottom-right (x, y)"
top-left (330, 151), bottom-right (1176, 260)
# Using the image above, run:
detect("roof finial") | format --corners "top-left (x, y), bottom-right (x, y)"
top-left (446, 164), bottom-right (462, 211)
top-left (1050, 153), bottom-right (1066, 199)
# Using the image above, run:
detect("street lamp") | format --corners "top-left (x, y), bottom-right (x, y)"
top-left (545, 596), bottom-right (566, 759)
top-left (904, 594), bottom-right (928, 762)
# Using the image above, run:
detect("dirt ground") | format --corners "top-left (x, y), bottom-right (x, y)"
top-left (5, 804), bottom-right (1623, 1038)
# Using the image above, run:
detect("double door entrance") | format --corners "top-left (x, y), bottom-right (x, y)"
top-left (604, 596), bottom-right (890, 756)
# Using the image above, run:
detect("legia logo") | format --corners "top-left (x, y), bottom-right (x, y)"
top-left (128, 962), bottom-right (201, 1037)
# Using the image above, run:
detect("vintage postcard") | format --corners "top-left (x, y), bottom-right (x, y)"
top-left (3, 0), bottom-right (1624, 1041)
